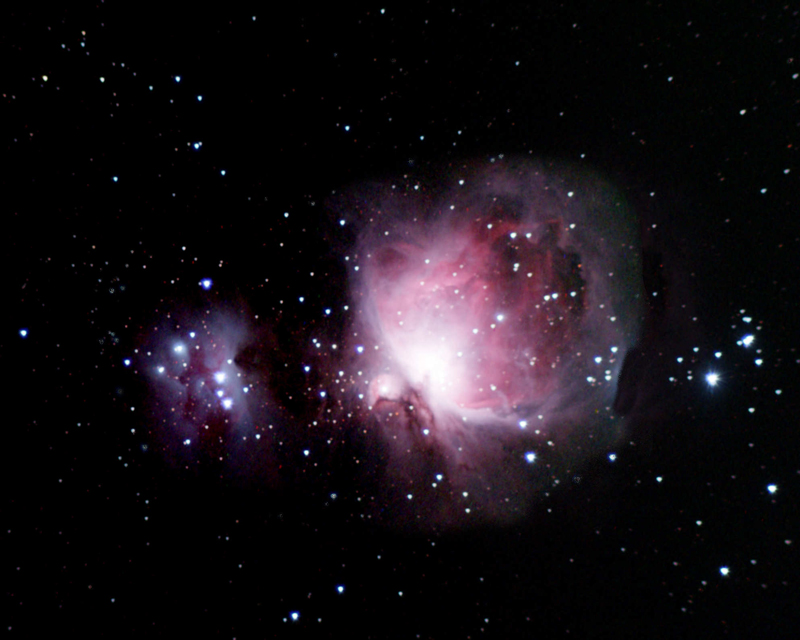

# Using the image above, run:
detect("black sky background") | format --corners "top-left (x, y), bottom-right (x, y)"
top-left (5, 2), bottom-right (800, 638)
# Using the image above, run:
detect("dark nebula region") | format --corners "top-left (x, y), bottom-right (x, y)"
top-left (135, 160), bottom-right (652, 528)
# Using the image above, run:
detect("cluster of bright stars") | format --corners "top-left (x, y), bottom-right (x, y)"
top-left (160, 339), bottom-right (244, 414)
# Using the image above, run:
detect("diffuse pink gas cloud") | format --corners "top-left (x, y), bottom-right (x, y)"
top-left (326, 159), bottom-right (645, 526)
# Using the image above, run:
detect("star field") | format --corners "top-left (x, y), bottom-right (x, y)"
top-left (6, 3), bottom-right (800, 637)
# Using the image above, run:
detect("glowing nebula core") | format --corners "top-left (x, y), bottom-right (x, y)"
top-left (364, 218), bottom-right (585, 417)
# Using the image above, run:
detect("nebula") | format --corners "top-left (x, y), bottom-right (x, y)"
top-left (131, 158), bottom-right (651, 528)
top-left (320, 159), bottom-right (646, 526)
top-left (134, 302), bottom-right (278, 482)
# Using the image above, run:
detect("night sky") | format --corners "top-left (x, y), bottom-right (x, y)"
top-left (6, 3), bottom-right (800, 638)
